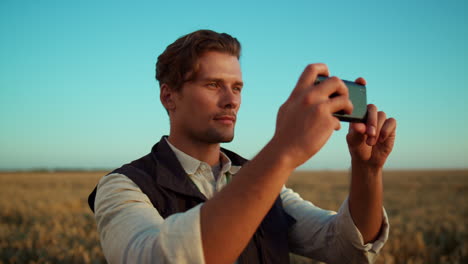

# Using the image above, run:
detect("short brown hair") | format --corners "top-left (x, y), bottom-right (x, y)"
top-left (155, 29), bottom-right (241, 91)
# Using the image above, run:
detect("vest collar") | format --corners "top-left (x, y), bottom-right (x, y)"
top-left (149, 137), bottom-right (204, 200)
top-left (164, 137), bottom-right (242, 176)
top-left (150, 136), bottom-right (248, 201)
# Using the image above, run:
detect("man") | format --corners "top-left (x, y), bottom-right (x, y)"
top-left (88, 29), bottom-right (396, 264)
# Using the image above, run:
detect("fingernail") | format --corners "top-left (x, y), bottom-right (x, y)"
top-left (368, 126), bottom-right (376, 136)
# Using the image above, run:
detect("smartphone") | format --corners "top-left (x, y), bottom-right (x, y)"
top-left (315, 76), bottom-right (368, 123)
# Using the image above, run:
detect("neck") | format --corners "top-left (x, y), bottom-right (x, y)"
top-left (167, 134), bottom-right (221, 166)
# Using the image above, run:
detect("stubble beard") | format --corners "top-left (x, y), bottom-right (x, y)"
top-left (193, 126), bottom-right (235, 144)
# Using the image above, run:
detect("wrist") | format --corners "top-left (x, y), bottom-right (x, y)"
top-left (350, 160), bottom-right (383, 200)
top-left (351, 159), bottom-right (383, 178)
top-left (262, 139), bottom-right (297, 173)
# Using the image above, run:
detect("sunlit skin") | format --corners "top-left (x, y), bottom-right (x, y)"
top-left (160, 51), bottom-right (243, 166)
top-left (160, 56), bottom-right (397, 264)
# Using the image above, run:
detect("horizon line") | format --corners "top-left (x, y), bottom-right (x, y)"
top-left (1, 167), bottom-right (468, 173)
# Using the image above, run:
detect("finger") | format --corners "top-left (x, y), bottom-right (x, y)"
top-left (355, 77), bottom-right (367, 86)
top-left (368, 111), bottom-right (387, 146)
top-left (378, 117), bottom-right (397, 143)
top-left (349, 122), bottom-right (366, 135)
top-left (302, 76), bottom-right (348, 105)
top-left (328, 94), bottom-right (353, 115)
top-left (333, 118), bottom-right (341, 131)
top-left (347, 122), bottom-right (367, 148)
top-left (313, 76), bottom-right (348, 99)
top-left (365, 104), bottom-right (378, 137)
top-left (291, 63), bottom-right (329, 99)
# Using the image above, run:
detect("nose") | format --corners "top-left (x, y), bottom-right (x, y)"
top-left (219, 86), bottom-right (240, 110)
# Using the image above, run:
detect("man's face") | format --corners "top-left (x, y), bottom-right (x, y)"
top-left (171, 51), bottom-right (243, 144)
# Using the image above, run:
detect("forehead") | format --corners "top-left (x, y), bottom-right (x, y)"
top-left (194, 51), bottom-right (242, 81)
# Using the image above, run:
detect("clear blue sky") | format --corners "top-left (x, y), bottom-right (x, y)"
top-left (1, 0), bottom-right (467, 170)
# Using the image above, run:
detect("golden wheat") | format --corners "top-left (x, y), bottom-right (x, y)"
top-left (287, 170), bottom-right (468, 264)
top-left (0, 171), bottom-right (105, 264)
top-left (0, 170), bottom-right (466, 263)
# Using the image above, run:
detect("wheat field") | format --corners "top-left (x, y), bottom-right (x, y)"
top-left (1, 170), bottom-right (467, 264)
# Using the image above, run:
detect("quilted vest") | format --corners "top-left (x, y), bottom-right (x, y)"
top-left (88, 136), bottom-right (295, 263)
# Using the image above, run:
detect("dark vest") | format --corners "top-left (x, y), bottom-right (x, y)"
top-left (88, 137), bottom-right (295, 263)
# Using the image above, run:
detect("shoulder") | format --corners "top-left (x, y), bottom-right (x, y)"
top-left (97, 172), bottom-right (141, 190)
top-left (94, 173), bottom-right (154, 222)
top-left (96, 173), bottom-right (149, 201)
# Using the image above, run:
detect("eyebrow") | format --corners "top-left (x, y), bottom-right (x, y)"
top-left (201, 77), bottom-right (244, 87)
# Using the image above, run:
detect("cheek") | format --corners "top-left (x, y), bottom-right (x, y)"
top-left (193, 92), bottom-right (218, 108)
top-left (183, 93), bottom-right (217, 117)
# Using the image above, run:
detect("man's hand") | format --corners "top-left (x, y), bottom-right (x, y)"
top-left (346, 77), bottom-right (397, 243)
top-left (272, 63), bottom-right (353, 169)
top-left (346, 78), bottom-right (397, 169)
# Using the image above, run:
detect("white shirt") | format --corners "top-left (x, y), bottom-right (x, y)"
top-left (94, 140), bottom-right (389, 264)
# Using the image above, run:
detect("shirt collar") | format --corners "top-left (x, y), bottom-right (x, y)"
top-left (165, 138), bottom-right (240, 176)
top-left (219, 151), bottom-right (242, 175)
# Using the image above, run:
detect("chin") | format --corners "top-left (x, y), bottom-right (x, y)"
top-left (219, 135), bottom-right (234, 143)
top-left (209, 134), bottom-right (234, 144)
top-left (200, 128), bottom-right (235, 144)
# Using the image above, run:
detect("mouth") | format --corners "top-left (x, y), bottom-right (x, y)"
top-left (213, 114), bottom-right (236, 125)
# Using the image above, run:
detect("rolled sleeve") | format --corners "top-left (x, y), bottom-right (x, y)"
top-left (281, 186), bottom-right (389, 264)
top-left (335, 197), bottom-right (389, 254)
top-left (94, 173), bottom-right (205, 264)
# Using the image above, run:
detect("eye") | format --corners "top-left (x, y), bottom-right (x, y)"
top-left (207, 82), bottom-right (219, 88)
top-left (233, 86), bottom-right (242, 93)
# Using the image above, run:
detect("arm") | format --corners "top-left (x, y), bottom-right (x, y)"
top-left (201, 64), bottom-right (355, 264)
top-left (346, 78), bottom-right (397, 243)
top-left (283, 186), bottom-right (389, 263)
top-left (94, 174), bottom-right (206, 263)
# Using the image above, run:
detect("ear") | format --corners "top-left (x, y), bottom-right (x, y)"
top-left (160, 84), bottom-right (177, 112)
